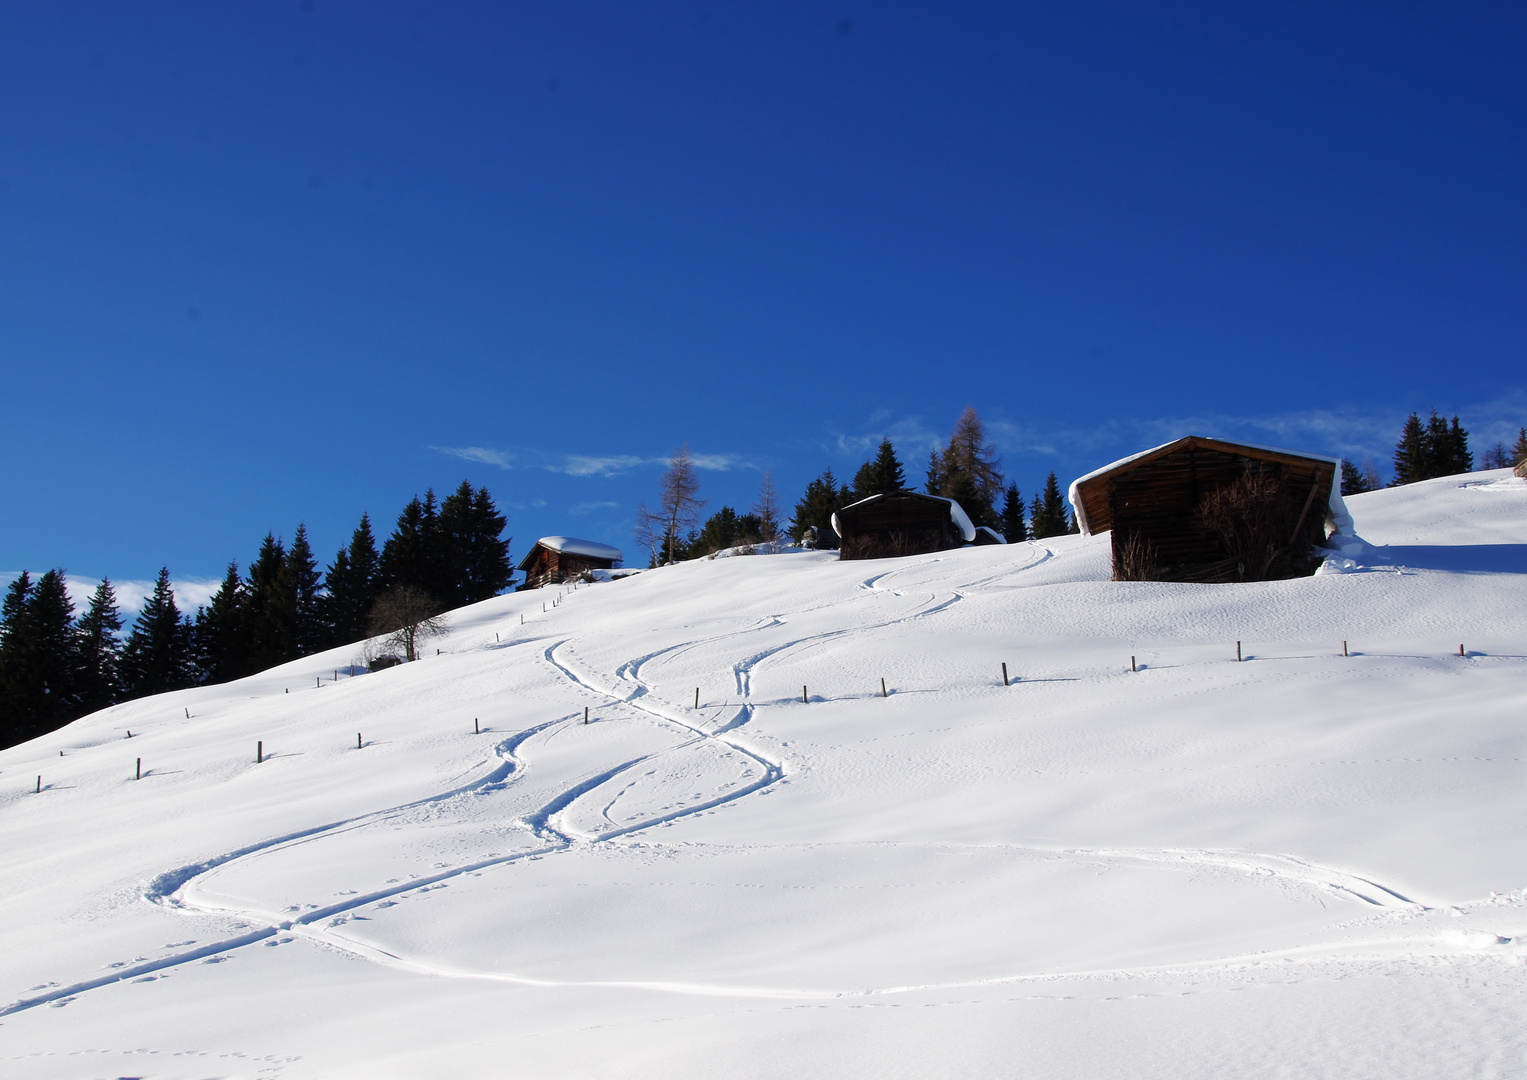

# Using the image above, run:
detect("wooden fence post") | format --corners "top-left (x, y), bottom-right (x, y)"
top-left (1001, 662), bottom-right (1009, 686)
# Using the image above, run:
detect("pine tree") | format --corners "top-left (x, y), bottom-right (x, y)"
top-left (322, 513), bottom-right (381, 646)
top-left (0, 570), bottom-right (79, 745)
top-left (379, 490), bottom-right (443, 595)
top-left (28, 570), bottom-right (79, 729)
top-left (789, 470), bottom-right (853, 545)
top-left (1030, 473), bottom-right (1070, 539)
top-left (1445, 416), bottom-right (1473, 475)
top-left (1513, 428), bottom-right (1527, 468)
top-left (244, 533), bottom-right (294, 670)
top-left (1340, 459), bottom-right (1375, 496)
top-left (193, 562), bottom-right (248, 684)
top-left (121, 568), bottom-right (193, 698)
top-left (1391, 413), bottom-right (1428, 485)
top-left (999, 484), bottom-right (1027, 542)
top-left (438, 482), bottom-right (512, 605)
top-left (74, 578), bottom-right (124, 715)
top-left (924, 450), bottom-right (943, 495)
top-left (692, 507), bottom-right (742, 556)
top-left (0, 573), bottom-right (36, 748)
top-left (852, 439), bottom-right (907, 498)
top-left (283, 524), bottom-right (324, 655)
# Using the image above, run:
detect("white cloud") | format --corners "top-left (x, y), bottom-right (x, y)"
top-left (547, 455), bottom-right (661, 477)
top-left (826, 414), bottom-right (944, 462)
top-left (429, 445), bottom-right (516, 469)
top-left (546, 451), bottom-right (751, 477)
top-left (569, 501), bottom-right (620, 516)
top-left (687, 453), bottom-right (752, 472)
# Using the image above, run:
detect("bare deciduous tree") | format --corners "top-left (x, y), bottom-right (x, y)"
top-left (367, 585), bottom-right (447, 662)
top-left (633, 500), bottom-right (661, 568)
top-left (638, 443), bottom-right (707, 565)
top-left (753, 469), bottom-right (782, 547)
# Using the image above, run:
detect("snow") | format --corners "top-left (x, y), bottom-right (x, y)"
top-left (3, 471), bottom-right (1527, 1077)
top-left (1067, 437), bottom-right (1353, 538)
top-left (530, 536), bottom-right (624, 561)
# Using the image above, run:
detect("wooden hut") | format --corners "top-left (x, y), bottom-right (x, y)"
top-left (517, 536), bottom-right (623, 590)
top-left (1068, 437), bottom-right (1345, 583)
top-left (831, 491), bottom-right (977, 560)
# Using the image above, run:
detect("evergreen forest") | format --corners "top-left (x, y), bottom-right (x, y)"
top-left (0, 482), bottom-right (511, 750)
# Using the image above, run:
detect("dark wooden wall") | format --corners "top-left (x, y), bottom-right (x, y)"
top-left (1106, 446), bottom-right (1333, 582)
top-left (519, 548), bottom-right (616, 589)
top-left (836, 494), bottom-right (962, 560)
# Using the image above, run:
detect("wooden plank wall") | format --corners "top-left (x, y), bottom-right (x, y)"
top-left (836, 495), bottom-right (961, 560)
top-left (1108, 448), bottom-right (1333, 582)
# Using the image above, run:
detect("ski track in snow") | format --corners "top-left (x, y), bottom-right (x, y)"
top-left (0, 553), bottom-right (1452, 1015)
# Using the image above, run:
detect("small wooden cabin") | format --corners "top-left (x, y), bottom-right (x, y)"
top-left (517, 536), bottom-right (623, 590)
top-left (1069, 437), bottom-right (1343, 584)
top-left (831, 491), bottom-right (977, 560)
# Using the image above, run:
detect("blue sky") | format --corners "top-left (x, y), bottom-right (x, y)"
top-left (3, 1), bottom-right (1525, 600)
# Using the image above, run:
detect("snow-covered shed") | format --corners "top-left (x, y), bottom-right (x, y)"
top-left (517, 536), bottom-right (623, 590)
top-left (1069, 437), bottom-right (1347, 583)
top-left (831, 491), bottom-right (977, 560)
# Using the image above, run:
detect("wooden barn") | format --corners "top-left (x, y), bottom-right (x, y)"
top-left (831, 491), bottom-right (977, 560)
top-left (1069, 437), bottom-right (1345, 584)
top-left (517, 536), bottom-right (623, 590)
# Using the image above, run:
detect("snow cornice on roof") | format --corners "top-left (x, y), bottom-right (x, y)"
top-left (518, 536), bottom-right (624, 570)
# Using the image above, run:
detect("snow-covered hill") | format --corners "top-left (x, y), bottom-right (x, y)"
top-left (4, 471), bottom-right (1527, 1079)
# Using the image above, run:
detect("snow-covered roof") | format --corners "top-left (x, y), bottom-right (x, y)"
top-left (521, 536), bottom-right (623, 568)
top-left (831, 492), bottom-right (977, 543)
top-left (973, 526), bottom-right (1007, 545)
top-left (1067, 436), bottom-right (1352, 538)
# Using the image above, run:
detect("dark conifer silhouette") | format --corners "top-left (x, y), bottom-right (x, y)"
top-left (852, 439), bottom-right (907, 498)
top-left (999, 484), bottom-right (1028, 542)
top-left (121, 568), bottom-right (193, 698)
top-left (243, 533), bottom-right (294, 670)
top-left (322, 513), bottom-right (381, 646)
top-left (790, 470), bottom-right (854, 545)
top-left (284, 524), bottom-right (325, 655)
top-left (74, 578), bottom-right (124, 715)
top-left (1030, 473), bottom-right (1070, 539)
top-left (437, 482), bottom-right (513, 605)
top-left (194, 562), bottom-right (248, 683)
